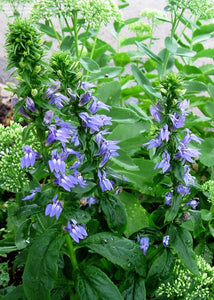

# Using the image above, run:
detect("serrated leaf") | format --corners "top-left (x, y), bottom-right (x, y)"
top-left (117, 191), bottom-right (149, 238)
top-left (81, 232), bottom-right (147, 276)
top-left (76, 265), bottom-right (123, 300)
top-left (23, 227), bottom-right (65, 300)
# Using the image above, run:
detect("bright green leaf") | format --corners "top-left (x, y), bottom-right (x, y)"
top-left (79, 57), bottom-right (100, 73)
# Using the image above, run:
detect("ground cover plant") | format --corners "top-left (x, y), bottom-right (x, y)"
top-left (0, 0), bottom-right (214, 299)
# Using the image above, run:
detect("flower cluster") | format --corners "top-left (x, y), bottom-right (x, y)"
top-left (157, 256), bottom-right (214, 299)
top-left (143, 74), bottom-right (202, 211)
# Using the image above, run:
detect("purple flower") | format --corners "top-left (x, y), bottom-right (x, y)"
top-left (163, 235), bottom-right (170, 247)
top-left (64, 219), bottom-right (87, 243)
top-left (176, 184), bottom-right (190, 196)
top-left (70, 154), bottom-right (85, 169)
top-left (85, 196), bottom-right (98, 207)
top-left (181, 129), bottom-right (202, 146)
top-left (71, 131), bottom-right (80, 146)
top-left (169, 113), bottom-right (185, 130)
top-left (137, 236), bottom-right (149, 255)
top-left (165, 191), bottom-right (172, 205)
top-left (45, 194), bottom-right (63, 220)
top-left (54, 173), bottom-right (78, 191)
top-left (178, 99), bottom-right (190, 116)
top-left (46, 125), bottom-right (73, 145)
top-left (183, 165), bottom-right (195, 186)
top-left (89, 96), bottom-right (111, 114)
top-left (174, 144), bottom-right (200, 164)
top-left (154, 150), bottom-right (171, 173)
top-left (48, 93), bottom-right (70, 108)
top-left (157, 124), bottom-right (170, 142)
top-left (81, 82), bottom-right (95, 89)
top-left (79, 91), bottom-right (92, 106)
top-left (98, 169), bottom-right (114, 192)
top-left (73, 170), bottom-right (87, 188)
top-left (25, 97), bottom-right (37, 113)
top-left (184, 199), bottom-right (199, 210)
top-left (43, 110), bottom-right (54, 125)
top-left (22, 187), bottom-right (41, 200)
top-left (143, 138), bottom-right (162, 150)
top-left (49, 149), bottom-right (66, 174)
top-left (150, 104), bottom-right (163, 123)
top-left (21, 145), bottom-right (41, 168)
top-left (96, 140), bottom-right (120, 167)
top-left (95, 129), bottom-right (111, 146)
top-left (79, 112), bottom-right (112, 133)
top-left (44, 82), bottom-right (60, 98)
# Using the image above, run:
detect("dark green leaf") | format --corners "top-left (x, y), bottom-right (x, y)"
top-left (200, 138), bottom-right (214, 167)
top-left (76, 265), bottom-right (123, 300)
top-left (169, 224), bottom-right (199, 275)
top-left (60, 36), bottom-right (73, 51)
top-left (81, 232), bottom-right (147, 276)
top-left (121, 272), bottom-right (146, 300)
top-left (189, 210), bottom-right (206, 238)
top-left (165, 194), bottom-right (182, 222)
top-left (136, 42), bottom-right (163, 65)
top-left (100, 195), bottom-right (127, 234)
top-left (1, 285), bottom-right (26, 300)
top-left (38, 23), bottom-right (61, 40)
top-left (117, 191), bottom-right (149, 238)
top-left (23, 227), bottom-right (65, 300)
top-left (146, 249), bottom-right (174, 293)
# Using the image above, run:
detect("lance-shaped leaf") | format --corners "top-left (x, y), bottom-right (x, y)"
top-left (23, 227), bottom-right (65, 300)
top-left (75, 265), bottom-right (123, 300)
top-left (81, 232), bottom-right (147, 277)
top-left (121, 272), bottom-right (146, 300)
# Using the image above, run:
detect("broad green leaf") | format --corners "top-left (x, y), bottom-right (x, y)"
top-left (169, 224), bottom-right (199, 275)
top-left (79, 57), bottom-right (100, 73)
top-left (208, 83), bottom-right (214, 99)
top-left (100, 195), bottom-right (127, 234)
top-left (81, 232), bottom-right (147, 276)
top-left (110, 122), bottom-right (149, 141)
top-left (38, 23), bottom-right (61, 40)
top-left (60, 36), bottom-right (73, 51)
top-left (189, 210), bottom-right (205, 238)
top-left (111, 150), bottom-right (139, 171)
top-left (97, 81), bottom-right (121, 106)
top-left (117, 191), bottom-right (149, 238)
top-left (104, 106), bottom-right (140, 123)
top-left (23, 227), bottom-right (65, 300)
top-left (183, 65), bottom-right (202, 75)
top-left (113, 52), bottom-right (131, 67)
top-left (125, 102), bottom-right (152, 122)
top-left (192, 33), bottom-right (211, 45)
top-left (1, 285), bottom-right (26, 300)
top-left (89, 66), bottom-right (122, 81)
top-left (121, 272), bottom-right (146, 300)
top-left (193, 23), bottom-right (214, 37)
top-left (76, 265), bottom-right (123, 300)
top-left (200, 138), bottom-right (214, 167)
top-left (131, 64), bottom-right (160, 99)
top-left (175, 47), bottom-right (196, 57)
top-left (146, 249), bottom-right (174, 293)
top-left (64, 208), bottom-right (91, 224)
top-left (194, 48), bottom-right (214, 60)
top-left (185, 81), bottom-right (207, 94)
top-left (165, 194), bottom-right (182, 222)
top-left (121, 36), bottom-right (149, 47)
top-left (0, 237), bottom-right (18, 256)
top-left (15, 219), bottom-right (31, 249)
top-left (165, 37), bottom-right (178, 54)
top-left (72, 181), bottom-right (96, 193)
top-left (205, 102), bottom-right (214, 119)
top-left (136, 42), bottom-right (163, 65)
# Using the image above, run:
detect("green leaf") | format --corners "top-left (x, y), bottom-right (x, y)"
top-left (113, 52), bottom-right (131, 67)
top-left (100, 195), bottom-right (127, 234)
top-left (205, 101), bottom-right (214, 119)
top-left (60, 36), bottom-right (73, 51)
top-left (194, 48), bottom-right (214, 60)
top-left (200, 138), bottom-right (214, 167)
top-left (175, 47), bottom-right (196, 57)
top-left (97, 81), bottom-right (121, 106)
top-left (192, 33), bottom-right (211, 45)
top-left (208, 83), bottom-right (214, 99)
top-left (79, 57), bottom-right (100, 73)
top-left (131, 64), bottom-right (160, 99)
top-left (110, 122), bottom-right (149, 141)
top-left (23, 227), bottom-right (65, 300)
top-left (136, 42), bottom-right (163, 65)
top-left (169, 224), bottom-right (199, 275)
top-left (105, 106), bottom-right (140, 123)
top-left (1, 285), bottom-right (27, 300)
top-left (146, 249), bottom-right (174, 293)
top-left (121, 272), bottom-right (146, 300)
top-left (111, 150), bottom-right (139, 171)
top-left (0, 237), bottom-right (18, 256)
top-left (121, 36), bottom-right (149, 47)
top-left (38, 23), bottom-right (61, 40)
top-left (189, 210), bottom-right (206, 238)
top-left (15, 219), bottom-right (31, 249)
top-left (81, 232), bottom-right (147, 276)
top-left (117, 191), bottom-right (149, 238)
top-left (165, 194), bottom-right (182, 222)
top-left (89, 66), bottom-right (122, 81)
top-left (76, 265), bottom-right (123, 300)
top-left (165, 37), bottom-right (178, 54)
top-left (185, 81), bottom-right (207, 94)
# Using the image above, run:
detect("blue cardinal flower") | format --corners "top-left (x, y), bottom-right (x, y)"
top-left (98, 169), bottom-right (114, 192)
top-left (49, 149), bottom-right (66, 174)
top-left (22, 187), bottom-right (41, 200)
top-left (165, 191), bottom-right (172, 205)
top-left (43, 110), bottom-right (54, 125)
top-left (64, 219), bottom-right (87, 243)
top-left (45, 194), bottom-right (63, 220)
top-left (54, 173), bottom-right (78, 191)
top-left (154, 150), bottom-right (171, 173)
top-left (184, 198), bottom-right (199, 210)
top-left (25, 97), bottom-right (37, 113)
top-left (163, 235), bottom-right (170, 247)
top-left (137, 236), bottom-right (149, 255)
top-left (21, 145), bottom-right (41, 168)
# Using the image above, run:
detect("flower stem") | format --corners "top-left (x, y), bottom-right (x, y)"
top-left (65, 234), bottom-right (79, 271)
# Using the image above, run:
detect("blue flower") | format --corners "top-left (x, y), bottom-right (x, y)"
top-left (85, 196), bottom-right (98, 207)
top-left (46, 125), bottom-right (73, 145)
top-left (157, 124), bottom-right (170, 142)
top-left (21, 145), bottom-right (41, 168)
top-left (44, 82), bottom-right (60, 98)
top-left (169, 113), bottom-right (185, 130)
top-left (48, 93), bottom-right (70, 108)
top-left (43, 110), bottom-right (53, 125)
top-left (143, 138), bottom-right (162, 150)
top-left (25, 97), bottom-right (37, 113)
top-left (178, 99), bottom-right (190, 116)
top-left (163, 235), bottom-right (170, 247)
top-left (137, 236), bottom-right (149, 255)
top-left (49, 149), bottom-right (66, 174)
top-left (181, 129), bottom-right (202, 146)
top-left (79, 112), bottom-right (112, 133)
top-left (64, 219), bottom-right (87, 243)
top-left (150, 104), bottom-right (163, 123)
top-left (174, 144), bottom-right (200, 164)
top-left (80, 82), bottom-right (95, 89)
top-left (183, 165), bottom-right (195, 186)
top-left (98, 169), bottom-right (114, 192)
top-left (45, 194), bottom-right (63, 220)
top-left (95, 139), bottom-right (120, 167)
top-left (184, 198), bottom-right (199, 210)
top-left (89, 96), bottom-right (111, 114)
top-left (22, 187), bottom-right (41, 200)
top-left (165, 191), bottom-right (172, 205)
top-left (79, 91), bottom-right (92, 106)
top-left (176, 184), bottom-right (190, 196)
top-left (154, 150), bottom-right (171, 173)
top-left (54, 173), bottom-right (78, 191)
